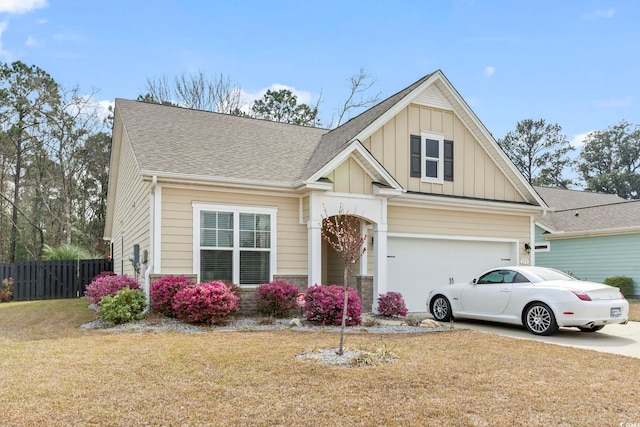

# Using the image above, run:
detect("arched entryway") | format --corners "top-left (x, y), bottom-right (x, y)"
top-left (306, 192), bottom-right (389, 312)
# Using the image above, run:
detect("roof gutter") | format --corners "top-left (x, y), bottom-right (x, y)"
top-left (542, 225), bottom-right (640, 240)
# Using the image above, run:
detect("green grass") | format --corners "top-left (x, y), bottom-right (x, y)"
top-left (0, 299), bottom-right (638, 426)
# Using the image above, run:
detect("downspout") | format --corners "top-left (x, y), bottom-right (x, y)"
top-left (143, 175), bottom-right (157, 311)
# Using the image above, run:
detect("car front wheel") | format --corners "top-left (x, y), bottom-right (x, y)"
top-left (524, 303), bottom-right (558, 336)
top-left (431, 295), bottom-right (452, 322)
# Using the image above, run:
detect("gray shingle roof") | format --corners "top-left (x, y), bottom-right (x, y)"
top-left (534, 186), bottom-right (624, 210)
top-left (115, 99), bottom-right (328, 185)
top-left (534, 186), bottom-right (640, 233)
top-left (116, 72), bottom-right (437, 186)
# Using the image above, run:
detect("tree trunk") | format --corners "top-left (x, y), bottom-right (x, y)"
top-left (9, 147), bottom-right (22, 263)
top-left (338, 264), bottom-right (349, 355)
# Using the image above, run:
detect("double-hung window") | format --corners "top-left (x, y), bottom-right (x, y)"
top-left (410, 132), bottom-right (454, 183)
top-left (194, 203), bottom-right (276, 286)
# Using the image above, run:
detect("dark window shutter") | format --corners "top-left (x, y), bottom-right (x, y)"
top-left (444, 140), bottom-right (454, 181)
top-left (410, 134), bottom-right (421, 177)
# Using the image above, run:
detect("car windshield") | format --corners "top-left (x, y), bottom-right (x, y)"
top-left (526, 267), bottom-right (574, 282)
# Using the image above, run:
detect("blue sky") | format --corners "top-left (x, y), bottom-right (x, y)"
top-left (1, 0), bottom-right (638, 146)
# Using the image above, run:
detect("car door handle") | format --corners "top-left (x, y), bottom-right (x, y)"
top-left (500, 289), bottom-right (510, 292)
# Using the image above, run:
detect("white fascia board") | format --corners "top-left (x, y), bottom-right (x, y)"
top-left (304, 141), bottom-right (402, 190)
top-left (535, 222), bottom-right (557, 234)
top-left (542, 226), bottom-right (640, 240)
top-left (140, 170), bottom-right (297, 191)
top-left (373, 186), bottom-right (403, 197)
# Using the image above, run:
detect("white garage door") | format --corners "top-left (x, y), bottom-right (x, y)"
top-left (387, 236), bottom-right (516, 312)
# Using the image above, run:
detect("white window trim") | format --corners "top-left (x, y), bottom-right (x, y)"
top-left (192, 203), bottom-right (277, 286)
top-left (421, 131), bottom-right (445, 184)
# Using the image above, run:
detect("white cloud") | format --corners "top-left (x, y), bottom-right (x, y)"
top-left (97, 100), bottom-right (114, 122)
top-left (598, 96), bottom-right (632, 108)
top-left (583, 9), bottom-right (615, 20)
top-left (484, 66), bottom-right (496, 78)
top-left (0, 0), bottom-right (48, 14)
top-left (25, 35), bottom-right (36, 46)
top-left (239, 83), bottom-right (315, 114)
top-left (0, 20), bottom-right (11, 61)
top-left (571, 131), bottom-right (594, 147)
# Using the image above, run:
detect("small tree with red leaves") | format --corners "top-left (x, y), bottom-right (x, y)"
top-left (321, 206), bottom-right (367, 355)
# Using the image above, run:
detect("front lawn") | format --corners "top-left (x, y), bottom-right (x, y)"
top-left (0, 299), bottom-right (638, 426)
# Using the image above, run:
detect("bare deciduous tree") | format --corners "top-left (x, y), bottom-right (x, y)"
top-left (332, 67), bottom-right (381, 128)
top-left (321, 206), bottom-right (367, 355)
top-left (139, 71), bottom-right (243, 114)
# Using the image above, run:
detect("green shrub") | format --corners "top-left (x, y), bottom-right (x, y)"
top-left (98, 287), bottom-right (147, 324)
top-left (42, 244), bottom-right (94, 260)
top-left (604, 276), bottom-right (635, 297)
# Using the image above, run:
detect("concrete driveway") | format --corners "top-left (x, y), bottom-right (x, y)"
top-left (450, 318), bottom-right (640, 359)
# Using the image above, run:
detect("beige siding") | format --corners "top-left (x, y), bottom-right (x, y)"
top-left (160, 187), bottom-right (308, 276)
top-left (361, 105), bottom-right (526, 203)
top-left (109, 125), bottom-right (151, 277)
top-left (388, 204), bottom-right (530, 260)
top-left (326, 158), bottom-right (373, 195)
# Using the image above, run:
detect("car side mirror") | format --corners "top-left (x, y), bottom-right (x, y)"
top-left (472, 278), bottom-right (477, 284)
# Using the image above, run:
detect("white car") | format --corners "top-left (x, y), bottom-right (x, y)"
top-left (426, 266), bottom-right (629, 336)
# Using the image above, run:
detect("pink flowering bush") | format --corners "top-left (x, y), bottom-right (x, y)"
top-left (172, 281), bottom-right (240, 324)
top-left (377, 291), bottom-right (408, 317)
top-left (150, 275), bottom-right (196, 317)
top-left (256, 280), bottom-right (300, 317)
top-left (304, 284), bottom-right (361, 326)
top-left (85, 273), bottom-right (140, 306)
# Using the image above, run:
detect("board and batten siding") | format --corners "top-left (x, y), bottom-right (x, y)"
top-left (535, 229), bottom-right (640, 294)
top-left (159, 187), bottom-right (308, 276)
top-left (109, 127), bottom-right (151, 276)
top-left (325, 158), bottom-right (374, 195)
top-left (361, 105), bottom-right (523, 203)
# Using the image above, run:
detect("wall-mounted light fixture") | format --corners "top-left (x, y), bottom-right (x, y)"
top-left (524, 243), bottom-right (531, 254)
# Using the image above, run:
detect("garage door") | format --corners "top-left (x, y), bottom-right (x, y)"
top-left (387, 236), bottom-right (516, 312)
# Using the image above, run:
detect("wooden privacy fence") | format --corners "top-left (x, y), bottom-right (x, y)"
top-left (0, 259), bottom-right (113, 301)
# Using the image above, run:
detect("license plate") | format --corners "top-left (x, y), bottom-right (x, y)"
top-left (611, 308), bottom-right (622, 317)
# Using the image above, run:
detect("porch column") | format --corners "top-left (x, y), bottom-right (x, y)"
top-left (359, 220), bottom-right (368, 275)
top-left (373, 223), bottom-right (388, 313)
top-left (307, 220), bottom-right (323, 287)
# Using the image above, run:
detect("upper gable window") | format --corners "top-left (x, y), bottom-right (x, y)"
top-left (410, 132), bottom-right (453, 183)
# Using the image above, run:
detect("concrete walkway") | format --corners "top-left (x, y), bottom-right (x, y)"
top-left (450, 318), bottom-right (640, 359)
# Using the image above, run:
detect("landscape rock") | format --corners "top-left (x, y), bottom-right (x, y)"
top-left (420, 319), bottom-right (441, 329)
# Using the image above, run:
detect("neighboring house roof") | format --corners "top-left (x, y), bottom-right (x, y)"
top-left (115, 99), bottom-right (328, 186)
top-left (534, 186), bottom-right (625, 210)
top-left (534, 186), bottom-right (640, 235)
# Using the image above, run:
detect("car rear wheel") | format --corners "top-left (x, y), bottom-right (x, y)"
top-left (524, 303), bottom-right (558, 336)
top-left (431, 296), bottom-right (452, 322)
top-left (578, 325), bottom-right (604, 332)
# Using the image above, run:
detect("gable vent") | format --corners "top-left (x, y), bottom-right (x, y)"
top-left (414, 85), bottom-right (453, 110)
